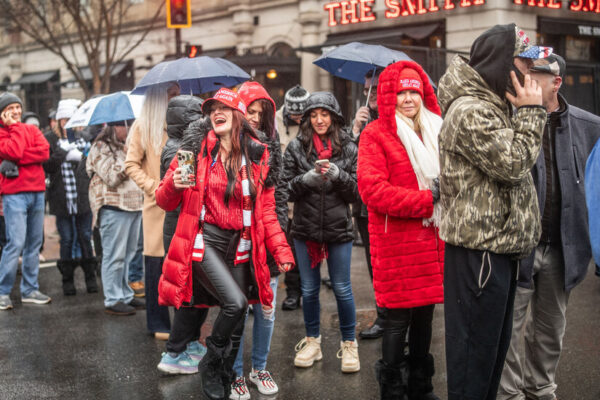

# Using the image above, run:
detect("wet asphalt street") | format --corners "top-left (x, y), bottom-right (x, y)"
top-left (1, 246), bottom-right (599, 400)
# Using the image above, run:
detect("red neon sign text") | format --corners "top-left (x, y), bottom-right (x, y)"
top-left (325, 0), bottom-right (485, 26)
top-left (513, 0), bottom-right (599, 11)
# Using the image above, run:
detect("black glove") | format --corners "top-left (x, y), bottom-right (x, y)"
top-left (430, 178), bottom-right (440, 203)
top-left (0, 160), bottom-right (19, 178)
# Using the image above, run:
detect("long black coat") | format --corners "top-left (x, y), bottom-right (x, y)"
top-left (283, 130), bottom-right (358, 244)
top-left (520, 95), bottom-right (600, 291)
top-left (43, 132), bottom-right (91, 217)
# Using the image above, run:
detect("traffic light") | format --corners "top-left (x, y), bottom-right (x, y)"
top-left (166, 0), bottom-right (191, 29)
top-left (185, 45), bottom-right (202, 58)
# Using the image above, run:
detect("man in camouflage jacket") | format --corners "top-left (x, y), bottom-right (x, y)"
top-left (437, 24), bottom-right (551, 400)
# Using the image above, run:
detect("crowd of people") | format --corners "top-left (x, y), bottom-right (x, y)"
top-left (0, 23), bottom-right (599, 400)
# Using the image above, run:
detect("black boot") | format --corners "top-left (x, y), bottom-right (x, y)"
top-left (200, 336), bottom-right (231, 400)
top-left (81, 257), bottom-right (99, 293)
top-left (57, 260), bottom-right (76, 296)
top-left (375, 359), bottom-right (407, 400)
top-left (408, 354), bottom-right (440, 400)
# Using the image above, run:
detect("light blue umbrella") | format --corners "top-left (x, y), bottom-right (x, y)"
top-left (65, 91), bottom-right (143, 128)
top-left (132, 56), bottom-right (250, 95)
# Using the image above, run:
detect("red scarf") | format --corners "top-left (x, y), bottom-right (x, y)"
top-left (312, 132), bottom-right (332, 160)
top-left (306, 241), bottom-right (328, 269)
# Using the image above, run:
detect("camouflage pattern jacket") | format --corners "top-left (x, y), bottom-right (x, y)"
top-left (437, 55), bottom-right (546, 258)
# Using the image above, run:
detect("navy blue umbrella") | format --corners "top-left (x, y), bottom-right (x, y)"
top-left (132, 56), bottom-right (250, 95)
top-left (313, 41), bottom-right (436, 102)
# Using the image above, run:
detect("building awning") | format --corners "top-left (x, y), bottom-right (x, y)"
top-left (539, 18), bottom-right (600, 36)
top-left (77, 62), bottom-right (129, 81)
top-left (299, 22), bottom-right (442, 54)
top-left (13, 70), bottom-right (58, 85)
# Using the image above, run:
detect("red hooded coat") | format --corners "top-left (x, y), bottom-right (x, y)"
top-left (238, 81), bottom-right (276, 117)
top-left (357, 60), bottom-right (444, 309)
top-left (156, 128), bottom-right (294, 308)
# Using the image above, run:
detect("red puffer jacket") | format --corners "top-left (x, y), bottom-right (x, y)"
top-left (357, 60), bottom-right (444, 309)
top-left (156, 125), bottom-right (294, 309)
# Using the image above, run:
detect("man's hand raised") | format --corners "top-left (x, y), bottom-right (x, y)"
top-left (506, 71), bottom-right (542, 108)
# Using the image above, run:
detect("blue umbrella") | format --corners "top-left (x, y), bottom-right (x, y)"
top-left (64, 91), bottom-right (144, 129)
top-left (314, 42), bottom-right (436, 103)
top-left (132, 56), bottom-right (250, 95)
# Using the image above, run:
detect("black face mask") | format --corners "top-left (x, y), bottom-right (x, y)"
top-left (506, 64), bottom-right (526, 97)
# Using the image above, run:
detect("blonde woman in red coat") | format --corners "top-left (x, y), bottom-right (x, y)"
top-left (357, 60), bottom-right (444, 400)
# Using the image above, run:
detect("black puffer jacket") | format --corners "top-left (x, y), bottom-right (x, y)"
top-left (160, 95), bottom-right (204, 252)
top-left (283, 92), bottom-right (359, 243)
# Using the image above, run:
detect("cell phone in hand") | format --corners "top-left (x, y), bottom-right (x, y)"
top-left (506, 64), bottom-right (526, 97)
top-left (315, 159), bottom-right (330, 173)
top-left (177, 150), bottom-right (195, 185)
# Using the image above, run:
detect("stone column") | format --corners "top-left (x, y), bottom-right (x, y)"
top-left (298, 0), bottom-right (323, 93)
top-left (230, 1), bottom-right (255, 56)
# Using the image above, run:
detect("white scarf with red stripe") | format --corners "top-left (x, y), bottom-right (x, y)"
top-left (192, 154), bottom-right (252, 264)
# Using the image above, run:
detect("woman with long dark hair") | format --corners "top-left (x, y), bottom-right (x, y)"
top-left (282, 92), bottom-right (360, 373)
top-left (156, 88), bottom-right (293, 400)
top-left (358, 60), bottom-right (444, 400)
top-left (226, 81), bottom-right (287, 399)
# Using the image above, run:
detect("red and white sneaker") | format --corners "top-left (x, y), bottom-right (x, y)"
top-left (249, 369), bottom-right (279, 395)
top-left (229, 376), bottom-right (250, 400)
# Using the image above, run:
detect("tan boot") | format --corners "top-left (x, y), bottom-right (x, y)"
top-left (337, 339), bottom-right (360, 373)
top-left (294, 336), bottom-right (322, 367)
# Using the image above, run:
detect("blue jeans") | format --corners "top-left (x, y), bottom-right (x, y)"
top-left (294, 239), bottom-right (356, 341)
top-left (0, 192), bottom-right (45, 296)
top-left (233, 276), bottom-right (278, 376)
top-left (128, 223), bottom-right (144, 282)
top-left (98, 208), bottom-right (141, 307)
top-left (55, 212), bottom-right (93, 261)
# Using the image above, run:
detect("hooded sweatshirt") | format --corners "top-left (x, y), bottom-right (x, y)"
top-left (437, 25), bottom-right (546, 258)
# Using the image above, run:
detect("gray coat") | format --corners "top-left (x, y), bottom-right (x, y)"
top-left (519, 95), bottom-right (600, 291)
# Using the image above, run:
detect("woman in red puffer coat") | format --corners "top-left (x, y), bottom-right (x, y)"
top-left (156, 88), bottom-right (294, 400)
top-left (357, 60), bottom-right (444, 400)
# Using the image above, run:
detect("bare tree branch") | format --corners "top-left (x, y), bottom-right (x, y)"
top-left (1, 0), bottom-right (165, 98)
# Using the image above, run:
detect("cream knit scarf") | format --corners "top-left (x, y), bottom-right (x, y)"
top-left (394, 107), bottom-right (443, 227)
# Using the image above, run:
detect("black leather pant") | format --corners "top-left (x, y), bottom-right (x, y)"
top-left (382, 305), bottom-right (434, 366)
top-left (192, 223), bottom-right (251, 348)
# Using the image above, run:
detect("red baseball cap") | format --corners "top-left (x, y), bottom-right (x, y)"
top-left (396, 68), bottom-right (424, 98)
top-left (202, 88), bottom-right (247, 115)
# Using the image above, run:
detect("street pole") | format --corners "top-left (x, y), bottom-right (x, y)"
top-left (175, 28), bottom-right (182, 58)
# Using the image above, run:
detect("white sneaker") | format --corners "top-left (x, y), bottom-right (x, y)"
top-left (294, 336), bottom-right (322, 368)
top-left (337, 339), bottom-right (360, 373)
top-left (230, 376), bottom-right (250, 400)
top-left (249, 369), bottom-right (278, 395)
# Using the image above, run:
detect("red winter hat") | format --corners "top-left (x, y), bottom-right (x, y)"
top-left (396, 68), bottom-right (424, 98)
top-left (202, 88), bottom-right (247, 115)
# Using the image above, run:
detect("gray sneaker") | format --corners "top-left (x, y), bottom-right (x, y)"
top-left (21, 290), bottom-right (51, 305)
top-left (0, 295), bottom-right (13, 310)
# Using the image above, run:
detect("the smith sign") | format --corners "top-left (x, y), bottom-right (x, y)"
top-left (324, 0), bottom-right (599, 26)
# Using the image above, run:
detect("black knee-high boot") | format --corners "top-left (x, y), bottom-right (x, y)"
top-left (57, 260), bottom-right (76, 296)
top-left (375, 359), bottom-right (408, 400)
top-left (408, 354), bottom-right (439, 400)
top-left (200, 336), bottom-right (232, 400)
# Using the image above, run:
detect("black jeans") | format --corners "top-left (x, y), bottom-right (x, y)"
top-left (166, 307), bottom-right (209, 354)
top-left (382, 305), bottom-right (434, 366)
top-left (444, 243), bottom-right (518, 400)
top-left (145, 256), bottom-right (171, 334)
top-left (193, 223), bottom-right (250, 349)
top-left (356, 215), bottom-right (386, 325)
top-left (284, 220), bottom-right (301, 298)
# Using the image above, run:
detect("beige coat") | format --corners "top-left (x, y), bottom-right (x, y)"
top-left (125, 124), bottom-right (168, 257)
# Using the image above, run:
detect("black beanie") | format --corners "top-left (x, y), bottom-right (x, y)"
top-left (0, 92), bottom-right (23, 114)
